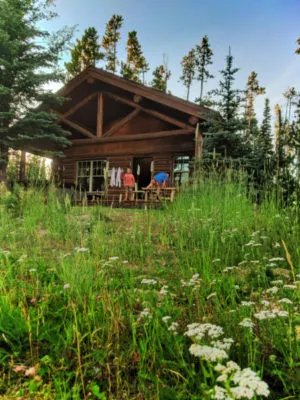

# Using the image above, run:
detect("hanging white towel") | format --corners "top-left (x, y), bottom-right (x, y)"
top-left (116, 167), bottom-right (123, 188)
top-left (110, 167), bottom-right (116, 187)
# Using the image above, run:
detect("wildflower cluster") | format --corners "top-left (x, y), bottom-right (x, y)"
top-left (181, 273), bottom-right (202, 287)
top-left (210, 361), bottom-right (270, 399)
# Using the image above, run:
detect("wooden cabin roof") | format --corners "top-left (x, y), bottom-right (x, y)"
top-left (57, 67), bottom-right (216, 122)
top-left (26, 67), bottom-right (218, 155)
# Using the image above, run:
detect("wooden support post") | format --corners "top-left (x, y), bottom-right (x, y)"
top-left (97, 93), bottom-right (103, 137)
top-left (195, 123), bottom-right (203, 161)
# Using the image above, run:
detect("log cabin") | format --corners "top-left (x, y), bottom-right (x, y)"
top-left (36, 67), bottom-right (217, 200)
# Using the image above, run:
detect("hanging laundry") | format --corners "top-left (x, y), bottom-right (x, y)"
top-left (115, 167), bottom-right (123, 188)
top-left (110, 167), bottom-right (116, 187)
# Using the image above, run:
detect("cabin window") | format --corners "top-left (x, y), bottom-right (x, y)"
top-left (77, 160), bottom-right (106, 192)
top-left (173, 156), bottom-right (190, 186)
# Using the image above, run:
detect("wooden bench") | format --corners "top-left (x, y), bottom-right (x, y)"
top-left (142, 187), bottom-right (177, 202)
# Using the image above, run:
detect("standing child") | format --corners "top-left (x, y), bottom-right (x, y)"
top-left (123, 167), bottom-right (135, 201)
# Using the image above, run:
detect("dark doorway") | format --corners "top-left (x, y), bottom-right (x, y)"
top-left (132, 157), bottom-right (152, 189)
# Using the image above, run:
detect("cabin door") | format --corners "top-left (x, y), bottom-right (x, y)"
top-left (132, 157), bottom-right (152, 189)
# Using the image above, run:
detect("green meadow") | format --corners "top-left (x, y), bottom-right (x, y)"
top-left (0, 178), bottom-right (299, 399)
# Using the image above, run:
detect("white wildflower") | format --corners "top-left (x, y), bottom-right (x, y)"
top-left (213, 259), bottom-right (221, 263)
top-left (261, 300), bottom-right (270, 307)
top-left (109, 256), bottom-right (119, 261)
top-left (75, 247), bottom-right (89, 253)
top-left (250, 231), bottom-right (260, 237)
top-left (189, 344), bottom-right (228, 362)
top-left (184, 323), bottom-right (224, 341)
top-left (29, 269), bottom-right (37, 273)
top-left (63, 283), bottom-right (70, 290)
top-left (273, 242), bottom-right (281, 248)
top-left (162, 316), bottom-right (171, 323)
top-left (296, 274), bottom-right (300, 279)
top-left (269, 257), bottom-right (285, 262)
top-left (159, 285), bottom-right (168, 295)
top-left (241, 301), bottom-right (255, 307)
top-left (122, 260), bottom-right (129, 264)
top-left (266, 286), bottom-right (279, 294)
top-left (283, 284), bottom-right (297, 289)
top-left (239, 318), bottom-right (255, 330)
top-left (250, 260), bottom-right (260, 264)
top-left (231, 367), bottom-right (270, 398)
top-left (141, 279), bottom-right (157, 285)
top-left (245, 241), bottom-right (262, 247)
top-left (254, 310), bottom-right (276, 320)
top-left (271, 280), bottom-right (283, 285)
top-left (266, 263), bottom-right (277, 267)
top-left (234, 285), bottom-right (240, 289)
top-left (278, 298), bottom-right (293, 305)
top-left (277, 310), bottom-right (289, 317)
top-left (211, 338), bottom-right (234, 351)
top-left (238, 260), bottom-right (247, 266)
top-left (181, 274), bottom-right (202, 287)
top-left (1, 250), bottom-right (11, 255)
top-left (168, 322), bottom-right (179, 334)
top-left (209, 385), bottom-right (231, 400)
top-left (254, 309), bottom-right (288, 320)
top-left (139, 308), bottom-right (152, 319)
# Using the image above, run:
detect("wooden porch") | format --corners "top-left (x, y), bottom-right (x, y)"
top-left (75, 186), bottom-right (177, 208)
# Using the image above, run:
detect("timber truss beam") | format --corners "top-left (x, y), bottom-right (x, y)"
top-left (59, 90), bottom-right (196, 140)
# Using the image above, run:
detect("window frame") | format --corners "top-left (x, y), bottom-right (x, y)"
top-left (173, 155), bottom-right (190, 186)
top-left (76, 159), bottom-right (107, 192)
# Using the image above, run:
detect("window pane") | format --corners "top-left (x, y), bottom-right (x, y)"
top-left (77, 177), bottom-right (89, 191)
top-left (93, 160), bottom-right (105, 176)
top-left (92, 176), bottom-right (105, 191)
top-left (78, 161), bottom-right (90, 177)
top-left (173, 156), bottom-right (190, 185)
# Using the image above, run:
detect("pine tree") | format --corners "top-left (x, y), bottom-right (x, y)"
top-left (195, 36), bottom-right (214, 103)
top-left (295, 38), bottom-right (300, 54)
top-left (291, 100), bottom-right (300, 185)
top-left (151, 65), bottom-right (171, 92)
top-left (204, 48), bottom-right (246, 159)
top-left (274, 104), bottom-right (285, 186)
top-left (65, 27), bottom-right (103, 80)
top-left (259, 98), bottom-right (273, 157)
top-left (121, 31), bottom-right (147, 83)
top-left (180, 49), bottom-right (196, 101)
top-left (0, 0), bottom-right (74, 182)
top-left (102, 15), bottom-right (123, 74)
top-left (244, 72), bottom-right (265, 147)
top-left (283, 87), bottom-right (296, 122)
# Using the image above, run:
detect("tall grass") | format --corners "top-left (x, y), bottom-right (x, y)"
top-left (0, 178), bottom-right (299, 399)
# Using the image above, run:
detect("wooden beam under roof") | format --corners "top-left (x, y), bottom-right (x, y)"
top-left (71, 128), bottom-right (193, 145)
top-left (97, 93), bottom-right (103, 137)
top-left (63, 92), bottom-right (97, 119)
top-left (103, 91), bottom-right (192, 130)
top-left (104, 108), bottom-right (141, 137)
top-left (59, 115), bottom-right (95, 139)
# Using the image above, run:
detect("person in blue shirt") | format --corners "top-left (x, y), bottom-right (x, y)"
top-left (145, 172), bottom-right (169, 197)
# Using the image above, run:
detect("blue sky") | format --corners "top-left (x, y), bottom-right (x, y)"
top-left (44, 0), bottom-right (300, 121)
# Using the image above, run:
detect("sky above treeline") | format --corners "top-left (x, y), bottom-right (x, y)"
top-left (44, 0), bottom-right (300, 122)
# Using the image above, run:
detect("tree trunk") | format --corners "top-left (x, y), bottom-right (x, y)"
top-left (19, 151), bottom-right (26, 182)
top-left (0, 143), bottom-right (8, 183)
top-left (200, 78), bottom-right (204, 102)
